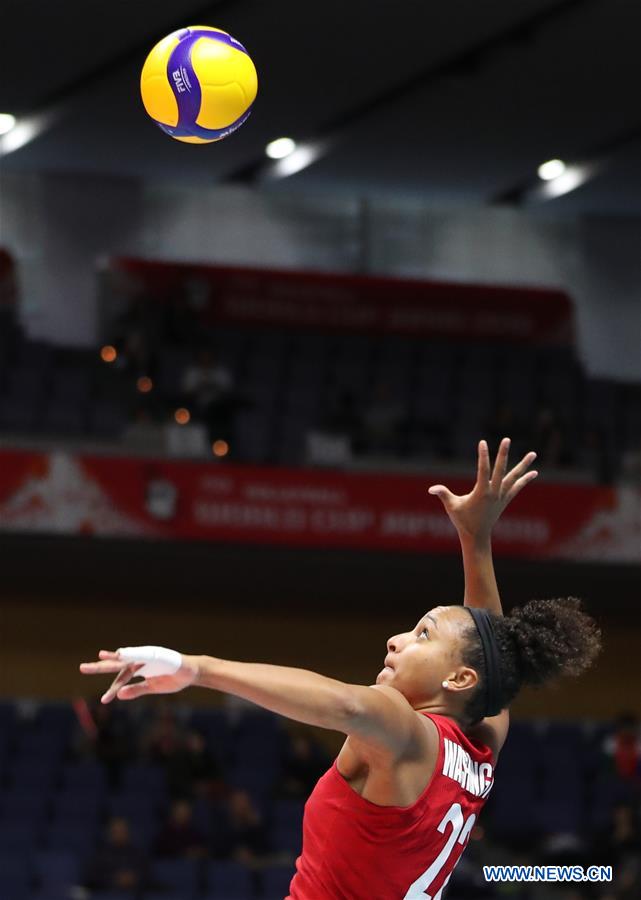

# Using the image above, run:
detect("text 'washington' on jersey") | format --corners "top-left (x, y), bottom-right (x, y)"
top-left (442, 738), bottom-right (494, 798)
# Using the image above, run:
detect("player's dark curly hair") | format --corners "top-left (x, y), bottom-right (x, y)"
top-left (460, 597), bottom-right (601, 725)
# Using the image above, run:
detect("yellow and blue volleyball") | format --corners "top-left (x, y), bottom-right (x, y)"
top-left (140, 26), bottom-right (258, 144)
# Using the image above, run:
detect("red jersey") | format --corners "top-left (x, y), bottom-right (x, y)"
top-left (288, 712), bottom-right (494, 900)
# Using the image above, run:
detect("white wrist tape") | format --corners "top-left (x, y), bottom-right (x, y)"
top-left (117, 646), bottom-right (182, 678)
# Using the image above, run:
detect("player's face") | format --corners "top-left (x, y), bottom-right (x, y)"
top-left (376, 606), bottom-right (471, 707)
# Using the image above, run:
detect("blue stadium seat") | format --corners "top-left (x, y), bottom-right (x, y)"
top-left (12, 731), bottom-right (67, 765)
top-left (151, 857), bottom-right (201, 897)
top-left (188, 795), bottom-right (214, 840)
top-left (485, 770), bottom-right (539, 842)
top-left (33, 849), bottom-right (81, 892)
top-left (272, 822), bottom-right (303, 854)
top-left (120, 762), bottom-right (167, 795)
top-left (72, 893), bottom-right (133, 900)
top-left (261, 863), bottom-right (296, 900)
top-left (0, 852), bottom-right (33, 898)
top-left (143, 894), bottom-right (184, 900)
top-left (60, 760), bottom-right (108, 792)
top-left (0, 819), bottom-right (43, 852)
top-left (272, 798), bottom-right (305, 829)
top-left (205, 860), bottom-right (253, 899)
top-left (0, 701), bottom-right (18, 731)
top-left (53, 788), bottom-right (103, 823)
top-left (0, 790), bottom-right (50, 828)
top-left (587, 773), bottom-right (631, 832)
top-left (535, 781), bottom-right (583, 834)
top-left (35, 702), bottom-right (76, 736)
top-left (44, 820), bottom-right (100, 856)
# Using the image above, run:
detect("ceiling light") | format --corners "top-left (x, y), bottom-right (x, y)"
top-left (266, 137), bottom-right (296, 159)
top-left (0, 114), bottom-right (16, 136)
top-left (539, 164), bottom-right (592, 199)
top-left (537, 159), bottom-right (566, 181)
top-left (270, 142), bottom-right (324, 178)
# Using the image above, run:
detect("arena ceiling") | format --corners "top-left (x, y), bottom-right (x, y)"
top-left (0, 0), bottom-right (639, 214)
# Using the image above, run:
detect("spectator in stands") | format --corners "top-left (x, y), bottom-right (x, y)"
top-left (359, 380), bottom-right (405, 456)
top-left (181, 348), bottom-right (236, 442)
top-left (153, 799), bottom-right (208, 859)
top-left (595, 804), bottom-right (641, 899)
top-left (165, 728), bottom-right (225, 800)
top-left (83, 816), bottom-right (150, 895)
top-left (211, 788), bottom-right (270, 863)
top-left (141, 705), bottom-right (185, 764)
top-left (281, 732), bottom-right (331, 798)
top-left (73, 696), bottom-right (136, 788)
top-left (602, 714), bottom-right (641, 785)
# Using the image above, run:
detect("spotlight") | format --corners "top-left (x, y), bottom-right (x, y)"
top-left (537, 159), bottom-right (566, 181)
top-left (137, 376), bottom-right (153, 393)
top-left (0, 114), bottom-right (16, 136)
top-left (266, 137), bottom-right (296, 159)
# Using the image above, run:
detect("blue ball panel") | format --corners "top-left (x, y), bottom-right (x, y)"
top-left (164, 29), bottom-right (252, 141)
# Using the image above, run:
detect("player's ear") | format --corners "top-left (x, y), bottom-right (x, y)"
top-left (446, 666), bottom-right (479, 694)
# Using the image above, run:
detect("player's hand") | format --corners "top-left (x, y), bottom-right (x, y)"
top-left (428, 438), bottom-right (538, 542)
top-left (79, 646), bottom-right (199, 704)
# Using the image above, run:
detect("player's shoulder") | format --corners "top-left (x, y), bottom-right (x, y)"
top-left (367, 684), bottom-right (440, 758)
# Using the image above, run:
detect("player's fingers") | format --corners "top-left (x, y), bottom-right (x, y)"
top-left (490, 438), bottom-right (511, 491)
top-left (428, 485), bottom-right (456, 507)
top-left (80, 660), bottom-right (127, 674)
top-left (117, 681), bottom-right (151, 701)
top-left (505, 470), bottom-right (538, 503)
top-left (100, 663), bottom-right (143, 704)
top-left (503, 451), bottom-right (537, 492)
top-left (98, 650), bottom-right (120, 659)
top-left (476, 439), bottom-right (491, 487)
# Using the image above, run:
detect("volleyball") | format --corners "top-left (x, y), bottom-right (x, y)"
top-left (140, 26), bottom-right (258, 144)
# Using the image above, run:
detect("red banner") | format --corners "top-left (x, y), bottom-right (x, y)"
top-left (0, 449), bottom-right (637, 562)
top-left (103, 258), bottom-right (574, 343)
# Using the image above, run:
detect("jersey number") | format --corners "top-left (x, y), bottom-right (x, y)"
top-left (402, 802), bottom-right (476, 899)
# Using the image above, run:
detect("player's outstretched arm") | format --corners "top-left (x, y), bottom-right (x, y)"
top-left (80, 648), bottom-right (423, 759)
top-left (428, 437), bottom-right (537, 617)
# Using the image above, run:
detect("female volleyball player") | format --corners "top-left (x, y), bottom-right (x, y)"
top-left (80, 438), bottom-right (601, 899)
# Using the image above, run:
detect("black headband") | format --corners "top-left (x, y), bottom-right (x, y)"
top-left (467, 607), bottom-right (503, 718)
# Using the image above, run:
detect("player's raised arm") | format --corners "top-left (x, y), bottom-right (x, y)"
top-left (80, 648), bottom-right (422, 759)
top-left (428, 437), bottom-right (537, 617)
